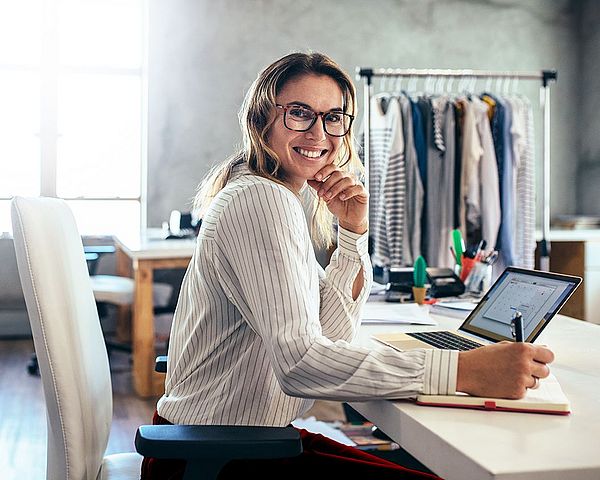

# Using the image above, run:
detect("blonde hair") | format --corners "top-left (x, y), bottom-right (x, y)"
top-left (194, 51), bottom-right (362, 248)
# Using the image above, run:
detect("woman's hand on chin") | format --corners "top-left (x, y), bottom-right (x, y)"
top-left (307, 164), bottom-right (368, 235)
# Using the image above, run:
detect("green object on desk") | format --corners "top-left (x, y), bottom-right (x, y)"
top-left (413, 256), bottom-right (427, 288)
top-left (452, 229), bottom-right (465, 266)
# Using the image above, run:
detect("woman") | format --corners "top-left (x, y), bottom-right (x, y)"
top-left (142, 52), bottom-right (553, 479)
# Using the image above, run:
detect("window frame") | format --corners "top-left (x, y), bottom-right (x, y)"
top-left (0, 0), bottom-right (148, 233)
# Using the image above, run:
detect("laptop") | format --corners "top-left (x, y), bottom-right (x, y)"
top-left (373, 267), bottom-right (582, 352)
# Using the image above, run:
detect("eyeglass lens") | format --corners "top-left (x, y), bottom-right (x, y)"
top-left (285, 105), bottom-right (351, 136)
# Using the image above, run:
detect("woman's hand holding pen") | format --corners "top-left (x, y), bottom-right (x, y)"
top-left (457, 342), bottom-right (554, 399)
top-left (307, 164), bottom-right (368, 235)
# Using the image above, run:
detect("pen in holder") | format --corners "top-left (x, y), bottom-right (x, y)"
top-left (464, 261), bottom-right (492, 295)
top-left (459, 256), bottom-right (476, 282)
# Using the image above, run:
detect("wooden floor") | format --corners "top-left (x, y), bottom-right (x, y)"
top-left (0, 338), bottom-right (345, 479)
top-left (0, 338), bottom-right (158, 478)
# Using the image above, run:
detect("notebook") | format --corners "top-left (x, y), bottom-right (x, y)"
top-left (373, 267), bottom-right (581, 352)
top-left (416, 373), bottom-right (571, 415)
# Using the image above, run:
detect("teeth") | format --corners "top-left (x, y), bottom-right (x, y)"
top-left (297, 148), bottom-right (324, 158)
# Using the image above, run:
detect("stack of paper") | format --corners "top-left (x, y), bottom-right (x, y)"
top-left (430, 301), bottom-right (477, 319)
top-left (362, 303), bottom-right (437, 326)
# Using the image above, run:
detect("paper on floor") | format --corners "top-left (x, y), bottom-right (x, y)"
top-left (291, 417), bottom-right (355, 446)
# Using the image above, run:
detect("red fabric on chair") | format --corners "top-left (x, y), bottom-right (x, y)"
top-left (141, 411), bottom-right (441, 480)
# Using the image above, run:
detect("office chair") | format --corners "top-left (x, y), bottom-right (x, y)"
top-left (85, 244), bottom-right (173, 312)
top-left (25, 245), bottom-right (174, 375)
top-left (85, 245), bottom-right (174, 351)
top-left (11, 196), bottom-right (301, 480)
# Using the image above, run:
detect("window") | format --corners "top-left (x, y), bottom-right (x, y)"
top-left (0, 0), bottom-right (146, 238)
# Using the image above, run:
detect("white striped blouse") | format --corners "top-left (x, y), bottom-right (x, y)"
top-left (157, 166), bottom-right (458, 427)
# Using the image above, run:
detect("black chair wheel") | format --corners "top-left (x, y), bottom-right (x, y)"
top-left (27, 355), bottom-right (40, 376)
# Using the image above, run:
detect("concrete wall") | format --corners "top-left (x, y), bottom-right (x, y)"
top-left (147, 0), bottom-right (581, 226)
top-left (577, 0), bottom-right (600, 215)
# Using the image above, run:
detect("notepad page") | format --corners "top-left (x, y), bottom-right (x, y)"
top-left (522, 373), bottom-right (569, 405)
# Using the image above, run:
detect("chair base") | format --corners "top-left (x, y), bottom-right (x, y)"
top-left (27, 353), bottom-right (39, 376)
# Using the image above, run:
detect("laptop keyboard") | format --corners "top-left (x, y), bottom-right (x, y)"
top-left (406, 331), bottom-right (482, 351)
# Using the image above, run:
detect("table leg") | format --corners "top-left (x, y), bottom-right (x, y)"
top-left (132, 259), bottom-right (163, 397)
top-left (115, 246), bottom-right (132, 343)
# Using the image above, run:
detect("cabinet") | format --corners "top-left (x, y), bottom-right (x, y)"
top-left (538, 234), bottom-right (600, 324)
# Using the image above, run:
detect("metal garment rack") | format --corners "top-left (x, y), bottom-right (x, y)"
top-left (356, 67), bottom-right (557, 271)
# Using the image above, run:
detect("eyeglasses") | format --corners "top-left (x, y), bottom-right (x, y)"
top-left (276, 104), bottom-right (354, 137)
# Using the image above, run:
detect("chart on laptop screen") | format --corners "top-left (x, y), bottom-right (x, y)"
top-left (468, 272), bottom-right (572, 338)
top-left (484, 279), bottom-right (557, 328)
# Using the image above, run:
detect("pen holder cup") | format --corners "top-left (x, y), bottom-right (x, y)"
top-left (412, 286), bottom-right (428, 305)
top-left (464, 262), bottom-right (492, 295)
top-left (459, 257), bottom-right (476, 282)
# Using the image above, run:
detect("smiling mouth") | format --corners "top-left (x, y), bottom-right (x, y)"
top-left (293, 147), bottom-right (328, 159)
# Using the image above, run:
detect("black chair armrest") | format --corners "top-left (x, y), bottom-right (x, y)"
top-left (155, 355), bottom-right (168, 373)
top-left (135, 424), bottom-right (302, 460)
top-left (145, 356), bottom-right (302, 479)
top-left (84, 252), bottom-right (100, 262)
top-left (83, 245), bottom-right (116, 275)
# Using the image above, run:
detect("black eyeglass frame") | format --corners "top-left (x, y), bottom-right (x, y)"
top-left (275, 104), bottom-right (354, 137)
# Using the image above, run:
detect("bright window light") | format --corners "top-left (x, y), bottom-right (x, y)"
top-left (0, 0), bottom-right (145, 236)
top-left (0, 1), bottom-right (43, 65)
top-left (58, 0), bottom-right (142, 68)
top-left (57, 73), bottom-right (141, 198)
top-left (0, 71), bottom-right (41, 197)
top-left (0, 201), bottom-right (13, 236)
top-left (66, 199), bottom-right (141, 238)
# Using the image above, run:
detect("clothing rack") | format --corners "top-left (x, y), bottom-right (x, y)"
top-left (356, 67), bottom-right (557, 271)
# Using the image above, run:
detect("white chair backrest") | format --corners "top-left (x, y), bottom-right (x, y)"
top-left (11, 196), bottom-right (112, 480)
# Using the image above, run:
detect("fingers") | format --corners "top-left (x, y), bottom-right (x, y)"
top-left (515, 343), bottom-right (553, 375)
top-left (530, 361), bottom-right (550, 380)
top-left (317, 171), bottom-right (353, 200)
top-left (530, 376), bottom-right (540, 390)
top-left (511, 342), bottom-right (554, 364)
top-left (519, 344), bottom-right (552, 388)
top-left (338, 184), bottom-right (366, 202)
top-left (457, 343), bottom-right (555, 399)
top-left (313, 163), bottom-right (338, 181)
top-left (531, 345), bottom-right (554, 364)
top-left (311, 168), bottom-right (363, 202)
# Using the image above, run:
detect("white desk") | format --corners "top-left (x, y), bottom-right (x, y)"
top-left (350, 303), bottom-right (600, 480)
top-left (114, 230), bottom-right (196, 396)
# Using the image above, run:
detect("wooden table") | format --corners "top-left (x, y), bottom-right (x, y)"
top-left (114, 231), bottom-right (195, 397)
top-left (350, 303), bottom-right (600, 479)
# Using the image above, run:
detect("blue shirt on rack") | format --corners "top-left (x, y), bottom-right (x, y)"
top-left (483, 93), bottom-right (515, 267)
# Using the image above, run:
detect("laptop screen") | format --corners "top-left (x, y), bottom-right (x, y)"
top-left (459, 267), bottom-right (581, 343)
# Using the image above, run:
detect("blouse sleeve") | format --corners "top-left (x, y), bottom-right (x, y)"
top-left (317, 227), bottom-right (372, 342)
top-left (214, 181), bottom-right (457, 400)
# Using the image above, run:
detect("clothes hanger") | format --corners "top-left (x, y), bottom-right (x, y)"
top-left (435, 75), bottom-right (445, 95)
top-left (408, 74), bottom-right (419, 98)
top-left (375, 75), bottom-right (392, 114)
top-left (393, 76), bottom-right (403, 97)
top-left (485, 77), bottom-right (492, 94)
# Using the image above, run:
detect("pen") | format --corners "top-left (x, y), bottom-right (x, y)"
top-left (474, 239), bottom-right (486, 262)
top-left (452, 229), bottom-right (465, 266)
top-left (483, 250), bottom-right (498, 265)
top-left (512, 311), bottom-right (525, 342)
